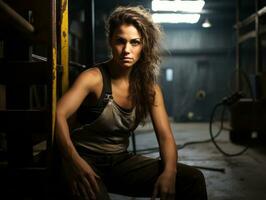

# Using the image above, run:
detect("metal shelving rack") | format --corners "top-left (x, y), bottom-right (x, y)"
top-left (235, 0), bottom-right (266, 82)
top-left (230, 0), bottom-right (266, 143)
top-left (0, 0), bottom-right (69, 197)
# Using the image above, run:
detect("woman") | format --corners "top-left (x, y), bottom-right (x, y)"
top-left (55, 6), bottom-right (207, 200)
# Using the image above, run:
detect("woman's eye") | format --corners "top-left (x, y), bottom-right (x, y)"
top-left (130, 40), bottom-right (141, 46)
top-left (115, 38), bottom-right (125, 44)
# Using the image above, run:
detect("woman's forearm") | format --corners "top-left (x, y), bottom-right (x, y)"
top-left (159, 137), bottom-right (178, 173)
top-left (55, 113), bottom-right (80, 162)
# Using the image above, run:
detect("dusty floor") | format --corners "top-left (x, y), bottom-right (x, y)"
top-left (109, 122), bottom-right (266, 200)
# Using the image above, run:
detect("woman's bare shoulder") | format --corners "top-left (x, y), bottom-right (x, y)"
top-left (69, 65), bottom-right (104, 96)
top-left (77, 66), bottom-right (103, 86)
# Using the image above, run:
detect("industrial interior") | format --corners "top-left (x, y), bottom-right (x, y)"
top-left (0, 0), bottom-right (266, 199)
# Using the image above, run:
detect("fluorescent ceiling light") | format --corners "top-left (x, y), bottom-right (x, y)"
top-left (152, 13), bottom-right (201, 24)
top-left (152, 0), bottom-right (205, 13)
top-left (152, 0), bottom-right (176, 11)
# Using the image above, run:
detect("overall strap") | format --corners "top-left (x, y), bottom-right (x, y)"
top-left (98, 63), bottom-right (112, 102)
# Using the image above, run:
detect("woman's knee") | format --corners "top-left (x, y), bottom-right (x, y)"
top-left (192, 168), bottom-right (206, 185)
top-left (176, 163), bottom-right (207, 191)
top-left (175, 164), bottom-right (208, 199)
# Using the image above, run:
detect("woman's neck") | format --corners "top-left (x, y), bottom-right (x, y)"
top-left (107, 59), bottom-right (131, 103)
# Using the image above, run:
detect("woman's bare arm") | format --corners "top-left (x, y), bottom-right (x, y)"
top-left (55, 68), bottom-right (101, 160)
top-left (150, 84), bottom-right (177, 200)
top-left (55, 68), bottom-right (102, 199)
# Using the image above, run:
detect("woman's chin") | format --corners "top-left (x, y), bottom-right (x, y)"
top-left (119, 61), bottom-right (135, 68)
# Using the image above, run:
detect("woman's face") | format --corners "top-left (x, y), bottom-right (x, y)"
top-left (110, 24), bottom-right (143, 69)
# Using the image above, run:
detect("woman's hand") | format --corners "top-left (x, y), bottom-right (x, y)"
top-left (151, 170), bottom-right (176, 200)
top-left (63, 155), bottom-right (100, 200)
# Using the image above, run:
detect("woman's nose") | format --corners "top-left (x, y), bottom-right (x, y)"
top-left (123, 42), bottom-right (131, 53)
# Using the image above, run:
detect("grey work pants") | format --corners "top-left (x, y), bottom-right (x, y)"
top-left (75, 147), bottom-right (208, 200)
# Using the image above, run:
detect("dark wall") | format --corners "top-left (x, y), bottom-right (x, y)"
top-left (160, 27), bottom-right (236, 121)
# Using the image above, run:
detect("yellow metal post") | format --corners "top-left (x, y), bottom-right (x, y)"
top-left (60, 0), bottom-right (69, 94)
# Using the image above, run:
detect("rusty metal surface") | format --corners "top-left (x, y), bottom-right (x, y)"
top-left (60, 0), bottom-right (69, 94)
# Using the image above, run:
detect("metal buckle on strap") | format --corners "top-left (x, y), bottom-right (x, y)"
top-left (103, 94), bottom-right (113, 102)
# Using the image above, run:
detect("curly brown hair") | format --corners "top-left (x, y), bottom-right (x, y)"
top-left (106, 6), bottom-right (162, 124)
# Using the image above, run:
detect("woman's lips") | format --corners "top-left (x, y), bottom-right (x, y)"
top-left (121, 57), bottom-right (133, 62)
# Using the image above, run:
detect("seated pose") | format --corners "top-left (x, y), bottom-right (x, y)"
top-left (55, 6), bottom-right (207, 200)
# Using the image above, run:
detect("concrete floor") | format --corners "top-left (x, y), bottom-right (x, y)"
top-left (109, 122), bottom-right (266, 200)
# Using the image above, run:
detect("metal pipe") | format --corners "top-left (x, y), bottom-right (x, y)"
top-left (255, 0), bottom-right (260, 74)
top-left (47, 0), bottom-right (57, 173)
top-left (85, 0), bottom-right (95, 67)
top-left (0, 0), bottom-right (34, 33)
top-left (236, 0), bottom-right (240, 91)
